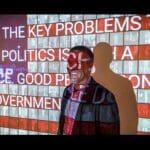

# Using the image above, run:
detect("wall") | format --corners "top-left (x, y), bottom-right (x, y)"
top-left (0, 14), bottom-right (150, 134)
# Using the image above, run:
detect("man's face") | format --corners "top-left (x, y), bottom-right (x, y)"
top-left (67, 51), bottom-right (93, 84)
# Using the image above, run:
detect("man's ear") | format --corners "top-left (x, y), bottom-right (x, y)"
top-left (91, 65), bottom-right (96, 74)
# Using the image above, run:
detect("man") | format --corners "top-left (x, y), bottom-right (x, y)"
top-left (57, 46), bottom-right (120, 135)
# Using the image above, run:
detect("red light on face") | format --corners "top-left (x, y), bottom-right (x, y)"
top-left (67, 51), bottom-right (91, 71)
top-left (67, 51), bottom-right (80, 70)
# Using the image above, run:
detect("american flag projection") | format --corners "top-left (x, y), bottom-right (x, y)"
top-left (0, 14), bottom-right (150, 135)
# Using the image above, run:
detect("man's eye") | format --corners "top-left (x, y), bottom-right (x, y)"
top-left (68, 58), bottom-right (76, 63)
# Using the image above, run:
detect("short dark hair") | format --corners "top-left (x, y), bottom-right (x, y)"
top-left (69, 45), bottom-right (94, 62)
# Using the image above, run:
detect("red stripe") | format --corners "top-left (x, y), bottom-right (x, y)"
top-left (141, 16), bottom-right (150, 30)
top-left (49, 23), bottom-right (56, 36)
top-left (27, 48), bottom-right (69, 61)
top-left (113, 45), bottom-right (150, 60)
top-left (27, 16), bottom-right (147, 37)
top-left (18, 72), bottom-right (150, 87)
top-left (27, 24), bottom-right (56, 38)
top-left (27, 49), bottom-right (37, 61)
top-left (115, 16), bottom-right (126, 32)
top-left (95, 18), bottom-right (105, 33)
top-left (27, 25), bottom-right (37, 38)
top-left (0, 116), bottom-right (58, 134)
top-left (123, 74), bottom-right (150, 89)
top-left (112, 46), bottom-right (139, 60)
top-left (0, 116), bottom-right (9, 127)
top-left (0, 94), bottom-right (61, 110)
top-left (19, 73), bottom-right (70, 86)
top-left (137, 131), bottom-right (150, 135)
top-left (139, 45), bottom-right (150, 59)
top-left (26, 45), bottom-right (150, 62)
top-left (137, 104), bottom-right (150, 118)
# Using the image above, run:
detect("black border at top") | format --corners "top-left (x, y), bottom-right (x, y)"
top-left (0, 0), bottom-right (150, 14)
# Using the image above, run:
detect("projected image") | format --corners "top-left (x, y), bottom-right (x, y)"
top-left (0, 14), bottom-right (150, 135)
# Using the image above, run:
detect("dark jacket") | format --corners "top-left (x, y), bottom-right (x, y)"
top-left (58, 77), bottom-right (120, 135)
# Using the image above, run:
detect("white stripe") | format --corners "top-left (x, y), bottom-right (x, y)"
top-left (38, 109), bottom-right (49, 120)
top-left (139, 60), bottom-right (150, 74)
top-left (49, 86), bottom-right (60, 97)
top-left (19, 107), bottom-right (28, 118)
top-left (28, 85), bottom-right (38, 96)
top-left (140, 30), bottom-right (150, 44)
top-left (0, 105), bottom-right (60, 121)
top-left (110, 61), bottom-right (123, 74)
top-left (138, 118), bottom-right (150, 132)
top-left (109, 14), bottom-right (125, 17)
top-left (27, 15), bottom-right (37, 24)
top-left (18, 85), bottom-right (28, 96)
top-left (110, 32), bottom-right (123, 46)
top-left (49, 109), bottom-right (60, 121)
top-left (10, 128), bottom-right (19, 134)
top-left (28, 107), bottom-right (38, 119)
top-left (18, 129), bottom-right (28, 135)
top-left (37, 37), bottom-right (49, 49)
top-left (96, 33), bottom-right (109, 43)
top-left (27, 38), bottom-right (37, 49)
top-left (138, 89), bottom-right (150, 103)
top-left (9, 84), bottom-right (18, 95)
top-left (123, 60), bottom-right (138, 74)
top-left (60, 61), bottom-right (68, 73)
top-left (38, 62), bottom-right (49, 73)
top-left (38, 86), bottom-right (49, 97)
top-left (0, 127), bottom-right (10, 135)
top-left (124, 31), bottom-right (139, 45)
top-left (0, 105), bottom-right (9, 116)
top-left (28, 62), bottom-right (37, 72)
top-left (9, 107), bottom-right (19, 117)
top-left (0, 84), bottom-right (8, 94)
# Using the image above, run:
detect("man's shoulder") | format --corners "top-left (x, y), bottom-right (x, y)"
top-left (91, 77), bottom-right (113, 94)
top-left (91, 78), bottom-right (117, 104)
top-left (62, 84), bottom-right (72, 97)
